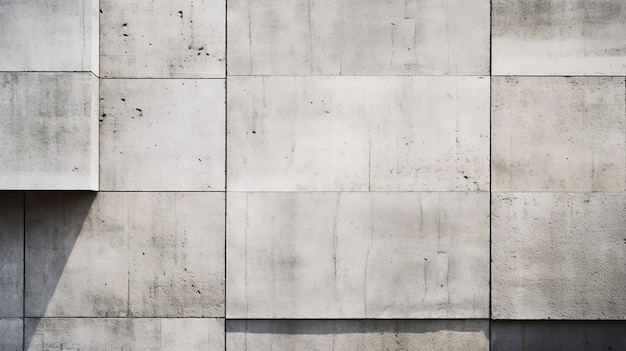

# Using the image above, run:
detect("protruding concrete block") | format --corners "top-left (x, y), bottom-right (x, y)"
top-left (227, 320), bottom-right (489, 351)
top-left (228, 76), bottom-right (489, 191)
top-left (0, 193), bottom-right (23, 318)
top-left (0, 73), bottom-right (99, 190)
top-left (492, 193), bottom-right (626, 319)
top-left (100, 0), bottom-right (225, 78)
top-left (100, 79), bottom-right (225, 191)
top-left (228, 0), bottom-right (489, 75)
top-left (227, 192), bottom-right (489, 318)
top-left (25, 318), bottom-right (224, 350)
top-left (0, 319), bottom-right (22, 351)
top-left (491, 321), bottom-right (626, 351)
top-left (25, 192), bottom-right (225, 318)
top-left (0, 0), bottom-right (98, 72)
top-left (492, 77), bottom-right (625, 192)
top-left (493, 0), bottom-right (626, 75)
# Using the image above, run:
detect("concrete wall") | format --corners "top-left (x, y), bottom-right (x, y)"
top-left (1, 0), bottom-right (626, 350)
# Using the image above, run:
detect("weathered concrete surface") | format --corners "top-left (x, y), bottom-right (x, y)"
top-left (227, 192), bottom-right (489, 318)
top-left (0, 193), bottom-right (23, 318)
top-left (228, 0), bottom-right (489, 75)
top-left (0, 0), bottom-right (98, 72)
top-left (0, 73), bottom-right (99, 190)
top-left (227, 320), bottom-right (489, 351)
top-left (492, 193), bottom-right (626, 319)
top-left (25, 318), bottom-right (224, 350)
top-left (493, 0), bottom-right (626, 75)
top-left (25, 192), bottom-right (224, 318)
top-left (228, 76), bottom-right (489, 191)
top-left (0, 319), bottom-right (22, 351)
top-left (492, 77), bottom-right (625, 192)
top-left (491, 321), bottom-right (626, 351)
top-left (100, 79), bottom-right (225, 191)
top-left (100, 0), bottom-right (224, 78)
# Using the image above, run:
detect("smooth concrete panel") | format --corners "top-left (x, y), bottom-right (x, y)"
top-left (492, 77), bottom-right (625, 192)
top-left (100, 79), bottom-right (225, 191)
top-left (227, 320), bottom-right (489, 351)
top-left (0, 193), bottom-right (23, 318)
top-left (228, 76), bottom-right (489, 191)
top-left (25, 318), bottom-right (224, 350)
top-left (493, 0), bottom-right (626, 75)
top-left (228, 0), bottom-right (489, 75)
top-left (492, 193), bottom-right (626, 320)
top-left (100, 0), bottom-right (225, 78)
top-left (227, 192), bottom-right (489, 318)
top-left (0, 319), bottom-right (22, 351)
top-left (491, 321), bottom-right (626, 351)
top-left (25, 192), bottom-right (224, 318)
top-left (0, 0), bottom-right (98, 72)
top-left (0, 73), bottom-right (99, 190)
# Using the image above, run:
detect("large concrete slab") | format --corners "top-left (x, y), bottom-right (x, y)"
top-left (100, 0), bottom-right (224, 78)
top-left (25, 192), bottom-right (224, 318)
top-left (492, 193), bottom-right (626, 319)
top-left (491, 321), bottom-right (626, 351)
top-left (25, 318), bottom-right (224, 350)
top-left (0, 73), bottom-right (99, 190)
top-left (100, 79), bottom-right (225, 191)
top-left (493, 0), bottom-right (626, 75)
top-left (228, 76), bottom-right (489, 191)
top-left (228, 0), bottom-right (489, 75)
top-left (0, 193), bottom-right (23, 318)
top-left (227, 320), bottom-right (489, 351)
top-left (227, 192), bottom-right (489, 318)
top-left (0, 0), bottom-right (98, 72)
top-left (0, 319), bottom-right (22, 351)
top-left (492, 77), bottom-right (625, 192)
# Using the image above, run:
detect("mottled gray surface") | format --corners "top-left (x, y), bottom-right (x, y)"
top-left (227, 192), bottom-right (489, 318)
top-left (492, 77), bottom-right (625, 192)
top-left (0, 73), bottom-right (99, 190)
top-left (228, 76), bottom-right (489, 191)
top-left (492, 193), bottom-right (626, 319)
top-left (0, 319), bottom-right (22, 351)
top-left (228, 0), bottom-right (489, 75)
top-left (0, 193), bottom-right (23, 318)
top-left (227, 320), bottom-right (489, 351)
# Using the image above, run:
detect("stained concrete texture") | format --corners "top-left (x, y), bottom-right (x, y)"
top-left (0, 0), bottom-right (98, 72)
top-left (227, 192), bottom-right (489, 318)
top-left (0, 319), bottom-right (22, 351)
top-left (228, 0), bottom-right (489, 75)
top-left (492, 193), bottom-right (626, 320)
top-left (0, 193), bottom-right (23, 318)
top-left (0, 73), bottom-right (99, 190)
top-left (24, 318), bottom-right (224, 350)
top-left (493, 0), bottom-right (626, 75)
top-left (25, 192), bottom-right (224, 318)
top-left (100, 79), bottom-right (225, 191)
top-left (100, 0), bottom-right (225, 78)
top-left (226, 320), bottom-right (489, 351)
top-left (492, 77), bottom-right (626, 192)
top-left (228, 76), bottom-right (489, 191)
top-left (491, 321), bottom-right (626, 351)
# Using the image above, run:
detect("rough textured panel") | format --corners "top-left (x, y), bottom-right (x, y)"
top-left (0, 193), bottom-right (23, 318)
top-left (492, 193), bottom-right (626, 319)
top-left (25, 192), bottom-right (224, 318)
top-left (100, 0), bottom-right (224, 78)
top-left (0, 73), bottom-right (99, 190)
top-left (227, 0), bottom-right (489, 75)
top-left (492, 77), bottom-right (625, 192)
top-left (493, 0), bottom-right (626, 75)
top-left (0, 0), bottom-right (98, 72)
top-left (227, 320), bottom-right (489, 351)
top-left (491, 321), bottom-right (626, 351)
top-left (228, 76), bottom-right (489, 191)
top-left (100, 79), bottom-right (225, 191)
top-left (24, 318), bottom-right (224, 350)
top-left (227, 192), bottom-right (489, 318)
top-left (0, 319), bottom-right (22, 351)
